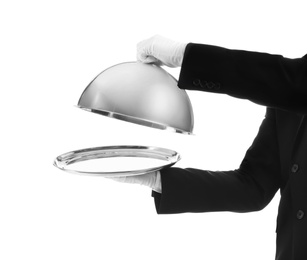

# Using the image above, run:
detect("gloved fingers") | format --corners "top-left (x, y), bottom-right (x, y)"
top-left (106, 176), bottom-right (127, 183)
top-left (137, 36), bottom-right (157, 64)
top-left (137, 55), bottom-right (163, 66)
top-left (107, 175), bottom-right (141, 185)
top-left (107, 174), bottom-right (150, 185)
top-left (105, 171), bottom-right (162, 193)
top-left (136, 34), bottom-right (186, 68)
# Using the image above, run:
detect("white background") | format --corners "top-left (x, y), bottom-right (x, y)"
top-left (1, 0), bottom-right (306, 259)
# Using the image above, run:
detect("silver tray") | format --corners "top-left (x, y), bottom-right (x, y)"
top-left (53, 145), bottom-right (180, 177)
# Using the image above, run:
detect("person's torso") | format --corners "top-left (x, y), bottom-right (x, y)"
top-left (274, 109), bottom-right (307, 260)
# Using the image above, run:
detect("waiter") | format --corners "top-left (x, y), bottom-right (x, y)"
top-left (111, 35), bottom-right (307, 260)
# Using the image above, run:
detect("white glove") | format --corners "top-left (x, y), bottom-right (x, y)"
top-left (137, 35), bottom-right (187, 68)
top-left (108, 171), bottom-right (162, 193)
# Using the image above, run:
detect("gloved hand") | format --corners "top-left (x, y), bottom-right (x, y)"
top-left (107, 171), bottom-right (162, 193)
top-left (137, 35), bottom-right (187, 68)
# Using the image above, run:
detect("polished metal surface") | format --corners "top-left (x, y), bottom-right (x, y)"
top-left (53, 145), bottom-right (181, 176)
top-left (77, 62), bottom-right (194, 134)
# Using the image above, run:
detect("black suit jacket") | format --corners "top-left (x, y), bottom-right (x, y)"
top-left (153, 43), bottom-right (307, 260)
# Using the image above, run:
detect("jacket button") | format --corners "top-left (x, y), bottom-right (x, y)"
top-left (207, 82), bottom-right (214, 89)
top-left (297, 210), bottom-right (305, 220)
top-left (291, 164), bottom-right (299, 173)
top-left (193, 79), bottom-right (200, 86)
top-left (200, 80), bottom-right (208, 89)
top-left (214, 83), bottom-right (221, 90)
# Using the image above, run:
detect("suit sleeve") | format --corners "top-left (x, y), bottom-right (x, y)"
top-left (152, 108), bottom-right (281, 214)
top-left (178, 43), bottom-right (307, 113)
